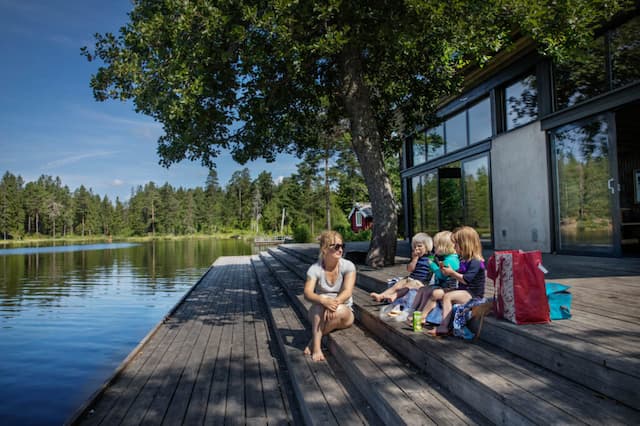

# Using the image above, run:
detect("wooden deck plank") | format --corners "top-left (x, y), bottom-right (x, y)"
top-left (78, 323), bottom-right (172, 426)
top-left (159, 282), bottom-right (225, 425)
top-left (244, 267), bottom-right (268, 423)
top-left (249, 260), bottom-right (292, 424)
top-left (225, 265), bottom-right (247, 424)
top-left (122, 294), bottom-right (210, 425)
top-left (204, 264), bottom-right (242, 424)
top-left (145, 289), bottom-right (218, 424)
top-left (97, 298), bottom-right (201, 425)
top-left (353, 328), bottom-right (485, 426)
top-left (181, 267), bottom-right (236, 426)
top-left (330, 329), bottom-right (435, 425)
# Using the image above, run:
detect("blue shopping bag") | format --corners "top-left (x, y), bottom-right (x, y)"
top-left (545, 282), bottom-right (572, 320)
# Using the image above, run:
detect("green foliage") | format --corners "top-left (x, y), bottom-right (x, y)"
top-left (333, 224), bottom-right (372, 242)
top-left (293, 224), bottom-right (312, 243)
top-left (1, 162), bottom-right (375, 241)
top-left (81, 1), bottom-right (631, 263)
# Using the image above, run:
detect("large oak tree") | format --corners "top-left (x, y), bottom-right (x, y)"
top-left (83, 0), bottom-right (631, 266)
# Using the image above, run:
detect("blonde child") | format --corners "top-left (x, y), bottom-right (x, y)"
top-left (409, 230), bottom-right (459, 324)
top-left (428, 226), bottom-right (486, 337)
top-left (369, 232), bottom-right (433, 303)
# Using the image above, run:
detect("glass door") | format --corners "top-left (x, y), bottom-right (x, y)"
top-left (438, 162), bottom-right (463, 231)
top-left (411, 171), bottom-right (438, 236)
top-left (551, 115), bottom-right (620, 254)
top-left (462, 155), bottom-right (492, 245)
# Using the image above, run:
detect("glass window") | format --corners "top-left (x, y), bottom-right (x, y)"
top-left (412, 177), bottom-right (422, 234)
top-left (445, 111), bottom-right (467, 153)
top-left (611, 15), bottom-right (640, 89)
top-left (411, 172), bottom-right (438, 235)
top-left (462, 156), bottom-right (491, 241)
top-left (551, 116), bottom-right (613, 252)
top-left (412, 132), bottom-right (427, 166)
top-left (426, 124), bottom-right (445, 160)
top-left (553, 36), bottom-right (607, 110)
top-left (505, 73), bottom-right (538, 130)
top-left (468, 97), bottom-right (492, 143)
top-left (421, 172), bottom-right (439, 235)
top-left (355, 211), bottom-right (363, 227)
top-left (438, 162), bottom-right (463, 230)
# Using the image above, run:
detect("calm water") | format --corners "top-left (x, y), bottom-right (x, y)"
top-left (0, 238), bottom-right (254, 426)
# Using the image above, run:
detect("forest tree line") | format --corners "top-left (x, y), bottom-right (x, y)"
top-left (0, 147), bottom-right (401, 241)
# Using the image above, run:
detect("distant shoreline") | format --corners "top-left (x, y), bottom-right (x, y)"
top-left (0, 232), bottom-right (261, 247)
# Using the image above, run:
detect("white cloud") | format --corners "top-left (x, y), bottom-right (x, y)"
top-left (112, 179), bottom-right (124, 186)
top-left (44, 151), bottom-right (117, 169)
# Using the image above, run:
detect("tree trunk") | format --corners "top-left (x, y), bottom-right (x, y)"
top-left (325, 149), bottom-right (331, 230)
top-left (341, 49), bottom-right (398, 267)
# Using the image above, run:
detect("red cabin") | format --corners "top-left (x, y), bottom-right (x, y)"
top-left (347, 203), bottom-right (373, 233)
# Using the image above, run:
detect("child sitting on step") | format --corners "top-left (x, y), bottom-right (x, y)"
top-left (409, 230), bottom-right (460, 325)
top-left (428, 226), bottom-right (488, 337)
top-left (369, 232), bottom-right (433, 304)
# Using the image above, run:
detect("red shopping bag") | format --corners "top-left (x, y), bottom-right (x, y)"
top-left (487, 250), bottom-right (550, 325)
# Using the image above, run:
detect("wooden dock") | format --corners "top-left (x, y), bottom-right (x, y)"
top-left (68, 244), bottom-right (640, 425)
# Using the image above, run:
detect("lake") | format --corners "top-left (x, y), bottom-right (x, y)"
top-left (0, 238), bottom-right (254, 426)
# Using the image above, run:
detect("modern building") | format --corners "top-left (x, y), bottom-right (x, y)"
top-left (401, 10), bottom-right (639, 257)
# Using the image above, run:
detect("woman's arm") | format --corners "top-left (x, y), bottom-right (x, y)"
top-left (304, 276), bottom-right (339, 311)
top-left (335, 271), bottom-right (356, 304)
top-left (304, 277), bottom-right (323, 304)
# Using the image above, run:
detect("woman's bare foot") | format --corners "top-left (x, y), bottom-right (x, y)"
top-left (311, 350), bottom-right (326, 362)
top-left (303, 337), bottom-right (314, 356)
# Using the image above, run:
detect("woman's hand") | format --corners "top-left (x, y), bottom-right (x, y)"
top-left (321, 297), bottom-right (339, 312)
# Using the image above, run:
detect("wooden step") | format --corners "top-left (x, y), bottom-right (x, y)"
top-left (268, 246), bottom-right (640, 424)
top-left (251, 256), bottom-right (375, 425)
top-left (277, 244), bottom-right (640, 411)
top-left (259, 251), bottom-right (491, 425)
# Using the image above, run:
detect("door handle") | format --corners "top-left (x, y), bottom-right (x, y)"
top-left (607, 178), bottom-right (616, 194)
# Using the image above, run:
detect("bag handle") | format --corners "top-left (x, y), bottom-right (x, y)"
top-left (492, 256), bottom-right (505, 318)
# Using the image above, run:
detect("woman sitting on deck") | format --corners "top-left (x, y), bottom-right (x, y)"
top-left (303, 230), bottom-right (356, 362)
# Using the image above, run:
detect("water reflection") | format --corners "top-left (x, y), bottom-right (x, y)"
top-left (0, 238), bottom-right (253, 425)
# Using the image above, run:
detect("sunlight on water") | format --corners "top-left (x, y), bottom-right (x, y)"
top-left (0, 242), bottom-right (140, 256)
top-left (0, 238), bottom-right (252, 425)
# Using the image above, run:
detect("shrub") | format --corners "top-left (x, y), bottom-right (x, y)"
top-left (333, 225), bottom-right (371, 242)
top-left (293, 224), bottom-right (311, 243)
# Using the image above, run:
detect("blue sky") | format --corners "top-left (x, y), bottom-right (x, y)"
top-left (0, 0), bottom-right (299, 202)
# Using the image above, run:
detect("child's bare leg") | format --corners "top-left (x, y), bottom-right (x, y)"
top-left (433, 290), bottom-right (471, 334)
top-left (370, 278), bottom-right (409, 302)
top-left (421, 288), bottom-right (444, 319)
